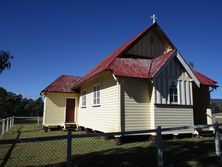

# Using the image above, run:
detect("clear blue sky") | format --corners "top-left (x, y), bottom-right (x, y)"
top-left (0, 0), bottom-right (221, 99)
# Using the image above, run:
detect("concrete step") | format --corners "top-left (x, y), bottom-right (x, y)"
top-left (65, 123), bottom-right (77, 131)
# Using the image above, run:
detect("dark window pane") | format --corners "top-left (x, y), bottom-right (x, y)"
top-left (97, 98), bottom-right (100, 104)
top-left (174, 96), bottom-right (178, 102)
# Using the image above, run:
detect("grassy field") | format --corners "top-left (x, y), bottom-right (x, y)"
top-left (214, 113), bottom-right (222, 123)
top-left (0, 124), bottom-right (222, 166)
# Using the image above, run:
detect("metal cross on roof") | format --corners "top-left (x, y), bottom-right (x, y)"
top-left (150, 14), bottom-right (157, 24)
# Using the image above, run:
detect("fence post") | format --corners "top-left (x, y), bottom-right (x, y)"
top-left (2, 119), bottom-right (5, 135)
top-left (67, 130), bottom-right (72, 167)
top-left (9, 117), bottom-right (12, 128)
top-left (156, 126), bottom-right (163, 167)
top-left (12, 116), bottom-right (14, 127)
top-left (37, 116), bottom-right (40, 125)
top-left (6, 118), bottom-right (9, 132)
top-left (214, 122), bottom-right (221, 157)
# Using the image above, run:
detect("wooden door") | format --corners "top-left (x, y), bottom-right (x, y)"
top-left (66, 98), bottom-right (75, 122)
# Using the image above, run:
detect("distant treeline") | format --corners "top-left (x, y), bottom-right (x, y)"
top-left (0, 87), bottom-right (43, 119)
top-left (211, 99), bottom-right (222, 113)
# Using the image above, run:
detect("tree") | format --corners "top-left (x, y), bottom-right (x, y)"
top-left (211, 102), bottom-right (221, 113)
top-left (0, 87), bottom-right (43, 118)
top-left (188, 62), bottom-right (194, 69)
top-left (0, 50), bottom-right (13, 73)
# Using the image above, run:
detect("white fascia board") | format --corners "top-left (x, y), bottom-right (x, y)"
top-left (176, 51), bottom-right (200, 87)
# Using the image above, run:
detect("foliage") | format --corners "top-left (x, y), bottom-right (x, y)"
top-left (0, 87), bottom-right (43, 119)
top-left (0, 50), bottom-right (13, 74)
top-left (188, 61), bottom-right (194, 68)
top-left (211, 99), bottom-right (222, 113)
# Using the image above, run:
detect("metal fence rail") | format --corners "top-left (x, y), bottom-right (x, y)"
top-left (0, 123), bottom-right (221, 167)
top-left (1, 116), bottom-right (42, 135)
top-left (14, 116), bottom-right (41, 125)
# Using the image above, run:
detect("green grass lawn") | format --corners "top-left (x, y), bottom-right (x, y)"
top-left (214, 113), bottom-right (222, 124)
top-left (0, 124), bottom-right (222, 167)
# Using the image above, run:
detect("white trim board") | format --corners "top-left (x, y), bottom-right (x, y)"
top-left (153, 51), bottom-right (200, 87)
top-left (176, 51), bottom-right (200, 87)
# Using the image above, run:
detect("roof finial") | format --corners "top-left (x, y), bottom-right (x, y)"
top-left (150, 14), bottom-right (157, 24)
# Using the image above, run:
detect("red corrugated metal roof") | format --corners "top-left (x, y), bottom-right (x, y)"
top-left (109, 58), bottom-right (152, 78)
top-left (192, 70), bottom-right (218, 87)
top-left (73, 30), bottom-right (146, 87)
top-left (70, 22), bottom-right (217, 89)
top-left (148, 49), bottom-right (176, 78)
top-left (74, 23), bottom-right (175, 88)
top-left (108, 49), bottom-right (176, 79)
top-left (109, 50), bottom-right (218, 88)
top-left (41, 75), bottom-right (81, 93)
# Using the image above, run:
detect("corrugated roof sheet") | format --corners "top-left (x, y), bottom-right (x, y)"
top-left (148, 49), bottom-right (176, 78)
top-left (109, 58), bottom-right (152, 78)
top-left (43, 22), bottom-right (217, 90)
top-left (41, 75), bottom-right (81, 93)
top-left (193, 70), bottom-right (218, 87)
top-left (74, 23), bottom-right (175, 87)
top-left (108, 49), bottom-right (176, 79)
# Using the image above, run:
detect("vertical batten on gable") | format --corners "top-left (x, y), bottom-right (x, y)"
top-left (181, 81), bottom-right (186, 105)
top-left (190, 81), bottom-right (193, 105)
top-left (186, 81), bottom-right (190, 105)
top-left (127, 30), bottom-right (172, 58)
top-left (184, 81), bottom-right (187, 105)
top-left (153, 57), bottom-right (193, 106)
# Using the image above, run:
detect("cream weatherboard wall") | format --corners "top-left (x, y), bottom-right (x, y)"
top-left (78, 72), bottom-right (120, 132)
top-left (154, 105), bottom-right (194, 134)
top-left (121, 77), bottom-right (153, 131)
top-left (43, 92), bottom-right (79, 126)
top-left (153, 57), bottom-right (195, 133)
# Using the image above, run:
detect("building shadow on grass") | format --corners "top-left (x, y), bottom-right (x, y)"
top-left (39, 139), bottom-right (222, 167)
top-left (1, 126), bottom-right (22, 167)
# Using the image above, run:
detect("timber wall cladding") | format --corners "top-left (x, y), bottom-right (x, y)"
top-left (154, 57), bottom-right (193, 105)
top-left (127, 29), bottom-right (172, 58)
top-left (44, 93), bottom-right (78, 126)
top-left (78, 73), bottom-right (119, 132)
top-left (154, 105), bottom-right (194, 133)
top-left (122, 78), bottom-right (153, 131)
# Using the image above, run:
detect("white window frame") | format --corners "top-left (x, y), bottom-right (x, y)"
top-left (168, 80), bottom-right (180, 104)
top-left (93, 84), bottom-right (100, 106)
top-left (81, 90), bottom-right (87, 108)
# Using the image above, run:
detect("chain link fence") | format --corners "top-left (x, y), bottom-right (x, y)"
top-left (0, 123), bottom-right (221, 167)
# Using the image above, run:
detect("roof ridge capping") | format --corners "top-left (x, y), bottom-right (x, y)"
top-left (73, 22), bottom-right (175, 88)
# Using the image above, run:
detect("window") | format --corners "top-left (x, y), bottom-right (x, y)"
top-left (81, 90), bottom-right (86, 107)
top-left (169, 80), bottom-right (178, 104)
top-left (93, 85), bottom-right (100, 105)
